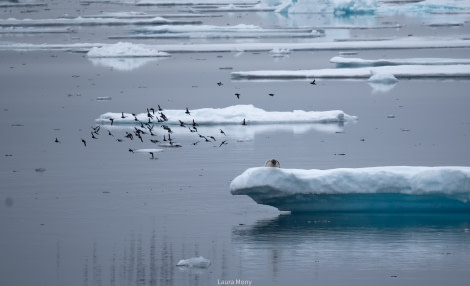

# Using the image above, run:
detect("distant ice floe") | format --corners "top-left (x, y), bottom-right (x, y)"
top-left (2, 36), bottom-right (470, 53)
top-left (262, 0), bottom-right (470, 15)
top-left (88, 57), bottom-right (165, 71)
top-left (273, 0), bottom-right (378, 15)
top-left (120, 24), bottom-right (323, 40)
top-left (230, 166), bottom-right (470, 212)
top-left (0, 27), bottom-right (73, 34)
top-left (232, 64), bottom-right (470, 80)
top-left (176, 256), bottom-right (211, 268)
top-left (96, 104), bottom-right (357, 126)
top-left (0, 16), bottom-right (201, 27)
top-left (87, 42), bottom-right (171, 58)
top-left (331, 56), bottom-right (470, 67)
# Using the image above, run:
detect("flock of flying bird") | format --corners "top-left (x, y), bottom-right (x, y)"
top-left (54, 79), bottom-right (317, 159)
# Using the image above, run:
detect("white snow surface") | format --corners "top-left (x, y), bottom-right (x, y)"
top-left (176, 256), bottom-right (211, 268)
top-left (87, 42), bottom-right (170, 58)
top-left (230, 166), bottom-right (470, 196)
top-left (96, 105), bottom-right (356, 126)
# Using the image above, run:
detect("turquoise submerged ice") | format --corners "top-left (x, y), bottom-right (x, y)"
top-left (230, 166), bottom-right (470, 213)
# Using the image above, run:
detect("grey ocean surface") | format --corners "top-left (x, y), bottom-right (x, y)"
top-left (1, 1), bottom-right (470, 285)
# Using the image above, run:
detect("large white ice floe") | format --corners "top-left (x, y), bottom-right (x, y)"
top-left (230, 166), bottom-right (470, 213)
top-left (96, 105), bottom-right (357, 126)
top-left (87, 42), bottom-right (171, 58)
top-left (176, 256), bottom-right (211, 268)
top-left (232, 64), bottom-right (470, 80)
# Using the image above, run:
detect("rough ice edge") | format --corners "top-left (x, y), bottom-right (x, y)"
top-left (95, 105), bottom-right (357, 126)
top-left (230, 166), bottom-right (470, 202)
top-left (87, 42), bottom-right (171, 58)
top-left (176, 256), bottom-right (211, 268)
top-left (232, 64), bottom-right (470, 80)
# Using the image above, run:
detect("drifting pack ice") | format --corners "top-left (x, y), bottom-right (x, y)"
top-left (230, 166), bottom-right (470, 213)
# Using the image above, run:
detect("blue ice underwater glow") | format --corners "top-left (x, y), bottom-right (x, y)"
top-left (230, 166), bottom-right (470, 213)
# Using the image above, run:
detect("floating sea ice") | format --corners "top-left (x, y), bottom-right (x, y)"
top-left (230, 166), bottom-right (470, 212)
top-left (269, 48), bottom-right (290, 57)
top-left (87, 42), bottom-right (171, 58)
top-left (368, 72), bottom-right (398, 84)
top-left (176, 256), bottom-right (211, 268)
top-left (96, 105), bottom-right (357, 126)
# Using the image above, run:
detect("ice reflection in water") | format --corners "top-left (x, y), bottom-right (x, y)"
top-left (232, 213), bottom-right (470, 283)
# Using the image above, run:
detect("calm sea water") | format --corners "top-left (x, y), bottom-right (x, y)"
top-left (1, 1), bottom-right (470, 285)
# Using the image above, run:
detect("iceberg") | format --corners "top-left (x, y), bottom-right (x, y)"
top-left (230, 166), bottom-right (470, 213)
top-left (95, 105), bottom-right (356, 126)
top-left (87, 42), bottom-right (171, 58)
top-left (176, 256), bottom-right (211, 268)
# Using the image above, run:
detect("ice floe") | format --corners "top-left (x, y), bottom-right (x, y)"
top-left (263, 0), bottom-right (470, 15)
top-left (230, 166), bottom-right (470, 212)
top-left (123, 24), bottom-right (323, 40)
top-left (0, 27), bottom-right (73, 34)
top-left (2, 36), bottom-right (470, 53)
top-left (88, 57), bottom-right (166, 71)
top-left (330, 56), bottom-right (470, 67)
top-left (232, 64), bottom-right (470, 80)
top-left (176, 256), bottom-right (211, 268)
top-left (87, 42), bottom-right (171, 58)
top-left (367, 72), bottom-right (398, 84)
top-left (0, 16), bottom-right (201, 27)
top-left (95, 105), bottom-right (357, 126)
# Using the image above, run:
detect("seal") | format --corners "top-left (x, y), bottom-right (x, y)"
top-left (265, 159), bottom-right (280, 168)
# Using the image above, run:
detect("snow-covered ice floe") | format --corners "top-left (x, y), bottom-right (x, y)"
top-left (232, 64), bottom-right (470, 80)
top-left (330, 56), bottom-right (470, 68)
top-left (0, 16), bottom-right (201, 27)
top-left (176, 256), bottom-right (211, 268)
top-left (2, 37), bottom-right (470, 53)
top-left (95, 105), bottom-right (357, 126)
top-left (87, 42), bottom-right (171, 58)
top-left (230, 166), bottom-right (470, 213)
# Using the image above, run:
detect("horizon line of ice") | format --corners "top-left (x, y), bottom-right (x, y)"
top-left (231, 64), bottom-right (470, 80)
top-left (95, 105), bottom-right (357, 126)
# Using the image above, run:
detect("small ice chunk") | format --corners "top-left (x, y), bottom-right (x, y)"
top-left (368, 72), bottom-right (398, 84)
top-left (176, 256), bottom-right (211, 268)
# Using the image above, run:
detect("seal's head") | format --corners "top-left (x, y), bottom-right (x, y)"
top-left (265, 159), bottom-right (280, 168)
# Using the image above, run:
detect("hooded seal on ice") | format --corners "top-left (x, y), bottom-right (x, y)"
top-left (265, 159), bottom-right (280, 168)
